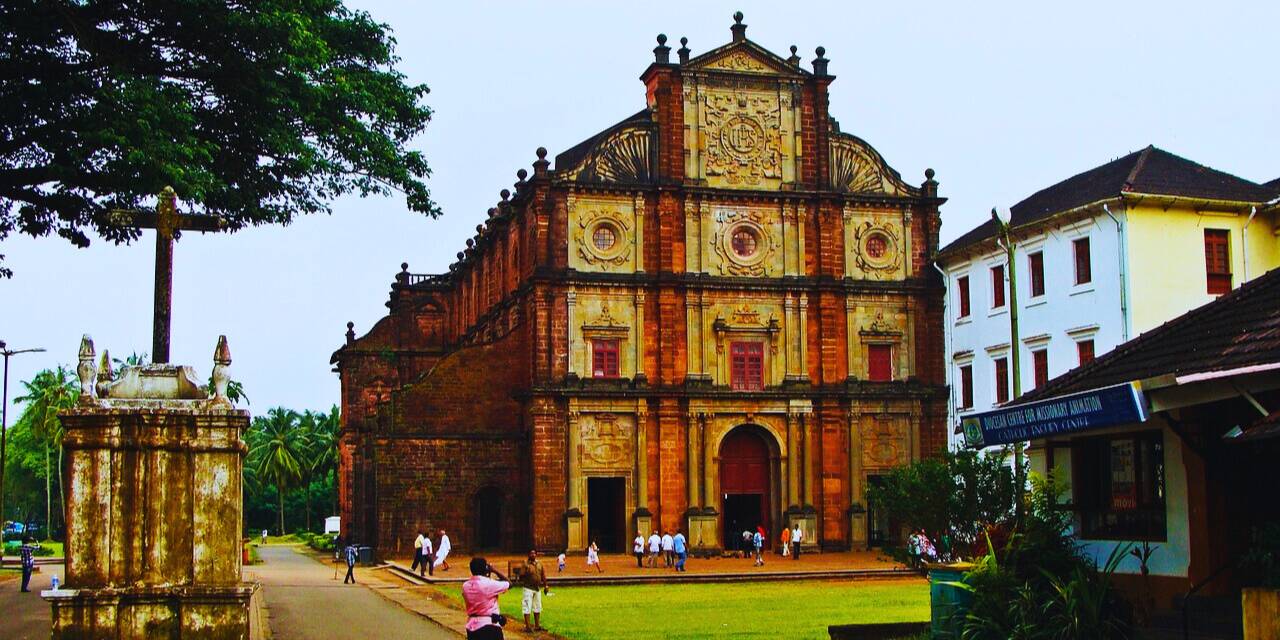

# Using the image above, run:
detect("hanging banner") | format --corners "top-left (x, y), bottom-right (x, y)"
top-left (962, 381), bottom-right (1148, 448)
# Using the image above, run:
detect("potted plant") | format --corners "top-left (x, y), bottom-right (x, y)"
top-left (1241, 523), bottom-right (1280, 640)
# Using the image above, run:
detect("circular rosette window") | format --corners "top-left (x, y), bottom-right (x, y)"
top-left (584, 219), bottom-right (628, 262)
top-left (720, 220), bottom-right (771, 271)
top-left (857, 228), bottom-right (899, 270)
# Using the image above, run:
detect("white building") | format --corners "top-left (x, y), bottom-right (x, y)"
top-left (936, 146), bottom-right (1279, 449)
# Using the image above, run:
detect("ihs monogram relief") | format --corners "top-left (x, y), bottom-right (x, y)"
top-left (702, 91), bottom-right (782, 187)
top-left (706, 51), bottom-right (769, 73)
top-left (581, 414), bottom-right (633, 468)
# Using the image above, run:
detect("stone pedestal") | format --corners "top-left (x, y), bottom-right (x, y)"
top-left (687, 509), bottom-right (720, 556)
top-left (565, 509), bottom-right (585, 551)
top-left (46, 337), bottom-right (259, 639)
top-left (786, 508), bottom-right (819, 553)
top-left (632, 509), bottom-right (652, 541)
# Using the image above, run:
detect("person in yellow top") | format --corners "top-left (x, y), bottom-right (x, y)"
top-left (780, 525), bottom-right (791, 557)
top-left (518, 550), bottom-right (548, 632)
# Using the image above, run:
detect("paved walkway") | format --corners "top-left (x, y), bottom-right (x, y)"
top-left (0, 563), bottom-right (61, 640)
top-left (246, 545), bottom-right (456, 639)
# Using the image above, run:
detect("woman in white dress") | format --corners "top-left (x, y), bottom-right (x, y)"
top-left (586, 541), bottom-right (603, 573)
top-left (433, 529), bottom-right (452, 571)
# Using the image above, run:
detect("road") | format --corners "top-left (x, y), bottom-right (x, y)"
top-left (247, 545), bottom-right (456, 639)
top-left (0, 562), bottom-right (61, 640)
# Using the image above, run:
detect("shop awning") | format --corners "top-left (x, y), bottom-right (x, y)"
top-left (962, 381), bottom-right (1148, 448)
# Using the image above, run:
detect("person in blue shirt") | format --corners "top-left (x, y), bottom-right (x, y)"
top-left (752, 527), bottom-right (764, 566)
top-left (343, 542), bottom-right (359, 584)
top-left (19, 537), bottom-right (38, 592)
top-left (672, 530), bottom-right (688, 572)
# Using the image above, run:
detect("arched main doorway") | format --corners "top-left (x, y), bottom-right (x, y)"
top-left (473, 486), bottom-right (503, 550)
top-left (719, 425), bottom-right (773, 550)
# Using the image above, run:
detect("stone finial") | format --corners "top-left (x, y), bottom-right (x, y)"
top-left (345, 321), bottom-right (356, 345)
top-left (77, 334), bottom-right (97, 399)
top-left (96, 349), bottom-right (114, 398)
top-left (488, 207), bottom-right (498, 219)
top-left (499, 189), bottom-right (510, 202)
top-left (457, 251), bottom-right (465, 260)
top-left (211, 335), bottom-right (232, 403)
top-left (515, 168), bottom-right (528, 192)
top-left (397, 262), bottom-right (409, 283)
top-left (731, 11), bottom-right (747, 42)
top-left (465, 238), bottom-right (474, 248)
top-left (787, 45), bottom-right (801, 66)
top-left (476, 224), bottom-right (485, 234)
top-left (533, 147), bottom-right (549, 177)
top-left (923, 168), bottom-right (939, 197)
top-left (653, 33), bottom-right (670, 64)
top-left (678, 37), bottom-right (690, 64)
top-left (813, 46), bottom-right (830, 76)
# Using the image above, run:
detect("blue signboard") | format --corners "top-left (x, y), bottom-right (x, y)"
top-left (962, 381), bottom-right (1148, 448)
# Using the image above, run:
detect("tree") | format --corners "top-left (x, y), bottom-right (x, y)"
top-left (247, 408), bottom-right (309, 536)
top-left (12, 366), bottom-right (78, 536)
top-left (298, 406), bottom-right (340, 531)
top-left (0, 0), bottom-right (439, 277)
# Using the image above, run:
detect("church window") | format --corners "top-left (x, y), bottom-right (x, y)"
top-left (867, 344), bottom-right (892, 381)
top-left (731, 227), bottom-right (759, 258)
top-left (592, 340), bottom-right (620, 378)
top-left (1204, 229), bottom-right (1231, 295)
top-left (866, 234), bottom-right (887, 259)
top-left (592, 225), bottom-right (617, 252)
top-left (730, 341), bottom-right (764, 391)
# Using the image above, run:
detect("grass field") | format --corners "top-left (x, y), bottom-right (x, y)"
top-left (437, 579), bottom-right (929, 639)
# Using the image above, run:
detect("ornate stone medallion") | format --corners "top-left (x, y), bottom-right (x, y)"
top-left (575, 208), bottom-right (632, 269)
top-left (712, 209), bottom-right (775, 276)
top-left (702, 90), bottom-right (782, 187)
top-left (852, 221), bottom-right (902, 278)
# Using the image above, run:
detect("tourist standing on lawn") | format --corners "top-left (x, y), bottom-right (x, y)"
top-left (647, 530), bottom-right (661, 567)
top-left (780, 524), bottom-right (791, 557)
top-left (791, 523), bottom-right (803, 560)
top-left (632, 532), bottom-right (645, 567)
top-left (672, 529), bottom-right (688, 572)
top-left (435, 529), bottom-right (452, 571)
top-left (519, 550), bottom-right (548, 632)
top-left (421, 532), bottom-right (435, 577)
top-left (463, 557), bottom-right (510, 640)
top-left (343, 541), bottom-right (358, 584)
top-left (661, 530), bottom-right (674, 567)
top-left (19, 537), bottom-right (37, 592)
top-left (411, 530), bottom-right (426, 574)
top-left (586, 541), bottom-right (603, 573)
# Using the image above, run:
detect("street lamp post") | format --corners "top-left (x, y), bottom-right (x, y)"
top-left (0, 341), bottom-right (47, 529)
top-left (991, 208), bottom-right (1025, 523)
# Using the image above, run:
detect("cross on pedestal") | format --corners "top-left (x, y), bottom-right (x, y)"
top-left (109, 187), bottom-right (224, 363)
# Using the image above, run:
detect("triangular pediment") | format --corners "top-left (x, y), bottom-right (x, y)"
top-left (687, 41), bottom-right (808, 77)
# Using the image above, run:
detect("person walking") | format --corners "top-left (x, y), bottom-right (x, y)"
top-left (661, 530), bottom-right (674, 568)
top-left (434, 529), bottom-right (452, 571)
top-left (672, 529), bottom-right (688, 572)
top-left (421, 532), bottom-right (435, 577)
top-left (791, 523), bottom-right (803, 560)
top-left (780, 524), bottom-right (791, 557)
top-left (19, 537), bottom-right (37, 592)
top-left (343, 541), bottom-right (358, 584)
top-left (519, 550), bottom-right (548, 632)
top-left (261, 529), bottom-right (268, 545)
top-left (557, 552), bottom-right (566, 573)
top-left (752, 527), bottom-right (765, 566)
top-left (411, 530), bottom-right (426, 574)
top-left (741, 529), bottom-right (752, 560)
top-left (586, 541), bottom-right (603, 573)
top-left (632, 532), bottom-right (645, 568)
top-left (462, 557), bottom-right (510, 640)
top-left (647, 530), bottom-right (661, 568)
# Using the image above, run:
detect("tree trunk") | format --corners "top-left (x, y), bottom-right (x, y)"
top-left (304, 474), bottom-right (311, 533)
top-left (44, 444), bottom-right (51, 540)
top-left (57, 445), bottom-right (65, 536)
top-left (278, 486), bottom-right (285, 537)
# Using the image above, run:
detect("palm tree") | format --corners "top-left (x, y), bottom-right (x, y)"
top-left (301, 406), bottom-right (341, 530)
top-left (248, 408), bottom-right (308, 536)
top-left (13, 366), bottom-right (78, 537)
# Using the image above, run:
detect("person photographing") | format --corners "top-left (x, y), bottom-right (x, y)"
top-left (463, 557), bottom-right (511, 639)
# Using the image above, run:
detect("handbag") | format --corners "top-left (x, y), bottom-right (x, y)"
top-left (491, 613), bottom-right (507, 627)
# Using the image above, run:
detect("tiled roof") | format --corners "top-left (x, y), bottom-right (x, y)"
top-left (938, 146), bottom-right (1275, 258)
top-left (1014, 266), bottom-right (1280, 404)
top-left (1266, 177), bottom-right (1280, 192)
top-left (1234, 410), bottom-right (1280, 443)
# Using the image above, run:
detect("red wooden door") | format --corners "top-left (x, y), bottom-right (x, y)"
top-left (720, 427), bottom-right (771, 545)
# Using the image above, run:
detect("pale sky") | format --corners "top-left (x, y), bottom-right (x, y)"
top-left (2, 0), bottom-right (1276, 420)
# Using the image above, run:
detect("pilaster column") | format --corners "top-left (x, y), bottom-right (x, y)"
top-left (636, 402), bottom-right (649, 509)
top-left (797, 204), bottom-right (808, 276)
top-left (902, 207), bottom-right (913, 278)
top-left (703, 416), bottom-right (717, 509)
top-left (848, 409), bottom-right (863, 506)
top-left (686, 300), bottom-right (700, 375)
top-left (802, 413), bottom-right (815, 507)
top-left (634, 194), bottom-right (646, 273)
top-left (568, 410), bottom-right (581, 509)
top-left (699, 298), bottom-right (711, 380)
top-left (634, 291), bottom-right (646, 378)
top-left (784, 294), bottom-right (798, 378)
top-left (567, 288), bottom-right (578, 376)
top-left (786, 411), bottom-right (800, 507)
top-left (798, 293), bottom-right (810, 380)
top-left (845, 297), bottom-right (857, 378)
top-left (686, 412), bottom-right (701, 510)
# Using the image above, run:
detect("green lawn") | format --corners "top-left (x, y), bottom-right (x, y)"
top-left (437, 579), bottom-right (929, 639)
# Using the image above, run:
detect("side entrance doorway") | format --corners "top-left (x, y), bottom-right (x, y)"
top-left (720, 425), bottom-right (772, 551)
top-left (586, 477), bottom-right (627, 553)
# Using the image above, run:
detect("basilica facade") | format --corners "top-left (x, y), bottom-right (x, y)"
top-left (333, 14), bottom-right (948, 556)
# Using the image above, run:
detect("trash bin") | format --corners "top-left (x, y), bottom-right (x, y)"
top-left (358, 545), bottom-right (374, 566)
top-left (928, 562), bottom-right (974, 637)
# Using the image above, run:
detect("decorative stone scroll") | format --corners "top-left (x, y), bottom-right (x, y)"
top-left (561, 126), bottom-right (652, 184)
top-left (830, 133), bottom-right (917, 196)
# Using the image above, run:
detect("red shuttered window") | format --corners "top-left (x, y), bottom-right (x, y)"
top-left (1204, 230), bottom-right (1231, 295)
top-left (959, 364), bottom-right (974, 409)
top-left (868, 344), bottom-right (892, 382)
top-left (991, 264), bottom-right (1006, 308)
top-left (1033, 349), bottom-right (1049, 389)
top-left (730, 342), bottom-right (764, 391)
top-left (1074, 238), bottom-right (1092, 285)
top-left (592, 340), bottom-right (619, 378)
top-left (1077, 340), bottom-right (1095, 365)
top-left (1029, 252), bottom-right (1045, 297)
top-left (995, 357), bottom-right (1010, 404)
top-left (957, 276), bottom-right (971, 318)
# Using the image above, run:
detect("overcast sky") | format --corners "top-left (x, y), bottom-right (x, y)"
top-left (3, 0), bottom-right (1276, 420)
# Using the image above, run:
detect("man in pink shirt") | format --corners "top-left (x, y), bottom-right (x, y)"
top-left (462, 557), bottom-right (510, 639)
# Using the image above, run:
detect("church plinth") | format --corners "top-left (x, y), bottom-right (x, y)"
top-left (46, 336), bottom-right (259, 639)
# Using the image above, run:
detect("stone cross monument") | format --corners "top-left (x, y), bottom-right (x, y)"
top-left (46, 334), bottom-right (259, 639)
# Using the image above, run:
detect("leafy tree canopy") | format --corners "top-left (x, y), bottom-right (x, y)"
top-left (0, 0), bottom-right (439, 276)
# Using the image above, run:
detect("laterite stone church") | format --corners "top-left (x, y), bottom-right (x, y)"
top-left (332, 14), bottom-right (948, 557)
